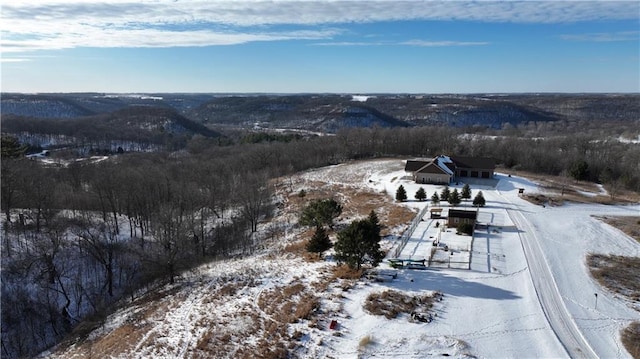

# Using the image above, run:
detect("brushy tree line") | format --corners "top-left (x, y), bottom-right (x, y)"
top-left (1, 118), bottom-right (639, 357)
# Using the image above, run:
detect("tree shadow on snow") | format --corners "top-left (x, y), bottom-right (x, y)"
top-left (382, 270), bottom-right (521, 300)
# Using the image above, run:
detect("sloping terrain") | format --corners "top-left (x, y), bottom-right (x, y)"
top-left (1, 106), bottom-right (221, 152)
top-left (188, 94), bottom-right (561, 131)
top-left (41, 159), bottom-right (640, 358)
top-left (0, 93), bottom-right (209, 118)
top-left (4, 93), bottom-right (639, 135)
top-left (187, 94), bottom-right (411, 132)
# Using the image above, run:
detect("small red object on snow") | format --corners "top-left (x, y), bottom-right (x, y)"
top-left (329, 320), bottom-right (338, 330)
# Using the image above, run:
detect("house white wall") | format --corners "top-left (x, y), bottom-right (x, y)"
top-left (415, 172), bottom-right (450, 184)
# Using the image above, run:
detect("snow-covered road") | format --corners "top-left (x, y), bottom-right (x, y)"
top-left (508, 207), bottom-right (597, 358)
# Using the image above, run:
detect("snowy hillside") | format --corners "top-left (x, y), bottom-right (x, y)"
top-left (42, 159), bottom-right (640, 358)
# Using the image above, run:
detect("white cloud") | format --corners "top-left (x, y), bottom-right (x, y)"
top-left (314, 39), bottom-right (489, 47)
top-left (401, 40), bottom-right (489, 47)
top-left (1, 1), bottom-right (638, 53)
top-left (0, 57), bottom-right (32, 63)
top-left (559, 31), bottom-right (640, 42)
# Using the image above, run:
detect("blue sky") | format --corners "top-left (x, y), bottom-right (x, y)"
top-left (1, 1), bottom-right (639, 93)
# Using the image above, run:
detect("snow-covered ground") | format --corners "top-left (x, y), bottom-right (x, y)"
top-left (45, 159), bottom-right (640, 358)
top-left (359, 163), bottom-right (639, 358)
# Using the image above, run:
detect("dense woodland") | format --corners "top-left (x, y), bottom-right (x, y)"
top-left (1, 99), bottom-right (640, 358)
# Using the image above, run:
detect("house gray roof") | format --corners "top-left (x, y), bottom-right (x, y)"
top-left (405, 160), bottom-right (430, 172)
top-left (448, 209), bottom-right (478, 220)
top-left (450, 156), bottom-right (496, 170)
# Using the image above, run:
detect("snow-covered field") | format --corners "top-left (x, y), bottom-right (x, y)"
top-left (45, 159), bottom-right (640, 358)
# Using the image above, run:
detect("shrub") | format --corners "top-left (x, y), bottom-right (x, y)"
top-left (457, 223), bottom-right (474, 236)
top-left (395, 185), bottom-right (407, 202)
top-left (299, 198), bottom-right (342, 229)
top-left (363, 290), bottom-right (435, 319)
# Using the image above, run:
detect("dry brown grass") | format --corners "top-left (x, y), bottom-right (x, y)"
top-left (285, 180), bottom-right (415, 238)
top-left (587, 254), bottom-right (640, 303)
top-left (258, 281), bottom-right (321, 324)
top-left (595, 216), bottom-right (640, 243)
top-left (501, 169), bottom-right (640, 204)
top-left (363, 289), bottom-right (437, 319)
top-left (358, 334), bottom-right (374, 350)
top-left (84, 324), bottom-right (146, 357)
top-left (55, 161), bottom-right (421, 358)
top-left (282, 235), bottom-right (324, 262)
top-left (622, 322), bottom-right (640, 359)
top-left (331, 264), bottom-right (364, 280)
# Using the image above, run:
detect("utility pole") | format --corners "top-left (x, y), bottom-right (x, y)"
top-left (594, 293), bottom-right (598, 310)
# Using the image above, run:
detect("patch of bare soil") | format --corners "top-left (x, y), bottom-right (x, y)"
top-left (594, 215), bottom-right (640, 243)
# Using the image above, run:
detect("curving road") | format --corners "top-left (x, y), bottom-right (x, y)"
top-left (506, 206), bottom-right (597, 359)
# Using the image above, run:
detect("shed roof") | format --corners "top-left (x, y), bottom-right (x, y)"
top-left (448, 209), bottom-right (478, 220)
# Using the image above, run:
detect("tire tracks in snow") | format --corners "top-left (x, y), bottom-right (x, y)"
top-left (507, 207), bottom-right (598, 359)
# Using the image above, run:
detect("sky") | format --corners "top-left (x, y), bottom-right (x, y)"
top-left (1, 1), bottom-right (639, 94)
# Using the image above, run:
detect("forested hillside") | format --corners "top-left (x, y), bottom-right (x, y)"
top-left (1, 93), bottom-right (640, 358)
top-left (4, 93), bottom-right (639, 133)
top-left (1, 107), bottom-right (222, 154)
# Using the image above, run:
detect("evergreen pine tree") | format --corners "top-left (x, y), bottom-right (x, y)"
top-left (415, 187), bottom-right (427, 201)
top-left (367, 210), bottom-right (381, 238)
top-left (473, 191), bottom-right (486, 207)
top-left (334, 215), bottom-right (384, 270)
top-left (306, 226), bottom-right (332, 254)
top-left (395, 185), bottom-right (407, 202)
top-left (1, 135), bottom-right (27, 159)
top-left (299, 198), bottom-right (342, 229)
top-left (440, 186), bottom-right (450, 202)
top-left (431, 192), bottom-right (440, 205)
top-left (449, 188), bottom-right (461, 206)
top-left (461, 183), bottom-right (471, 200)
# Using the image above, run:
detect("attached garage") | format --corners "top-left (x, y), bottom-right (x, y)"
top-left (450, 156), bottom-right (496, 180)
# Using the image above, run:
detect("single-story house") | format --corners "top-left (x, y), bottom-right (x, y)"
top-left (447, 209), bottom-right (478, 227)
top-left (405, 155), bottom-right (455, 184)
top-left (449, 156), bottom-right (496, 179)
top-left (405, 155), bottom-right (496, 184)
